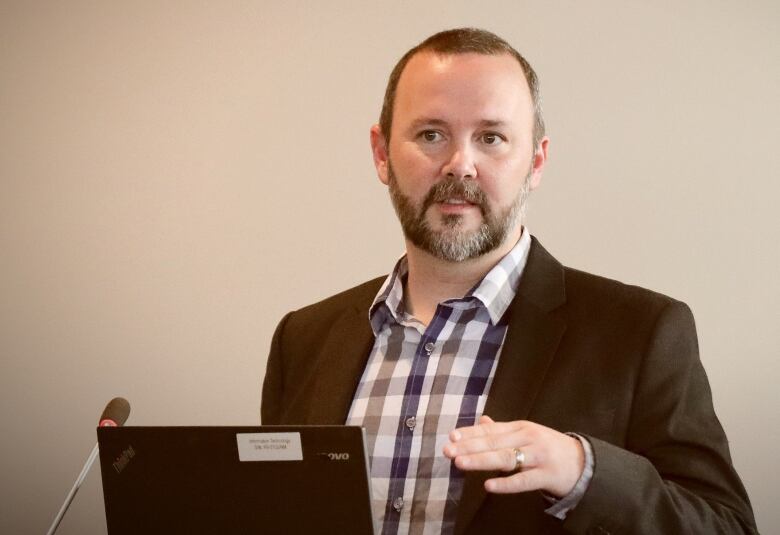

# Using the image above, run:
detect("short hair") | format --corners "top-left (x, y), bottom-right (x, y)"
top-left (379, 28), bottom-right (545, 147)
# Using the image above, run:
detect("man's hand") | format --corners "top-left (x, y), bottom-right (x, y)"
top-left (443, 415), bottom-right (585, 498)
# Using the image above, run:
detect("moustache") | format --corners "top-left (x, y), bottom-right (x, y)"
top-left (422, 179), bottom-right (488, 215)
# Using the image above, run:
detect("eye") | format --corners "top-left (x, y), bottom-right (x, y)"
top-left (419, 130), bottom-right (443, 143)
top-left (480, 133), bottom-right (505, 146)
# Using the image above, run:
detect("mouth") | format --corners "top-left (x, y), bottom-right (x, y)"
top-left (423, 179), bottom-right (487, 215)
top-left (436, 194), bottom-right (480, 205)
top-left (435, 197), bottom-right (481, 214)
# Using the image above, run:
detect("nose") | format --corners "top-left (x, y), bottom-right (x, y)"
top-left (441, 142), bottom-right (477, 180)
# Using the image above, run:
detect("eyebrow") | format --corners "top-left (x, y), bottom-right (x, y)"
top-left (407, 117), bottom-right (509, 129)
top-left (478, 119), bottom-right (508, 128)
top-left (408, 118), bottom-right (447, 130)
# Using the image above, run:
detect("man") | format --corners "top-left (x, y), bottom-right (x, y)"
top-left (261, 28), bottom-right (756, 534)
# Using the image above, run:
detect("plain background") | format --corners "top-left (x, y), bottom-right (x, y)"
top-left (1, 1), bottom-right (777, 533)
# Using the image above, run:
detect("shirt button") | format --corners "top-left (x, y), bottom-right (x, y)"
top-left (424, 342), bottom-right (435, 354)
top-left (393, 496), bottom-right (404, 512)
top-left (405, 416), bottom-right (416, 430)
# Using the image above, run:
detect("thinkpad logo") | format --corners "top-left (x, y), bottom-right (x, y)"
top-left (112, 445), bottom-right (136, 474)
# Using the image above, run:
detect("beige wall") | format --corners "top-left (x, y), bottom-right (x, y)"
top-left (1, 1), bottom-right (777, 533)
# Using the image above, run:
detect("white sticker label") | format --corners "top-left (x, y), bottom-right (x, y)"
top-left (236, 432), bottom-right (303, 462)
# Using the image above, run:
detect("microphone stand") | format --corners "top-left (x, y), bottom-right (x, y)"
top-left (46, 442), bottom-right (100, 535)
top-left (46, 398), bottom-right (129, 535)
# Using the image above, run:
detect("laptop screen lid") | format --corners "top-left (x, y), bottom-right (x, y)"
top-left (97, 425), bottom-right (377, 534)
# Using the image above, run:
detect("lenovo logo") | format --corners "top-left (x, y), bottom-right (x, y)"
top-left (318, 452), bottom-right (350, 461)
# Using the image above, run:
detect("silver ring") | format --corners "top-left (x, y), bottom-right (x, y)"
top-left (512, 448), bottom-right (525, 472)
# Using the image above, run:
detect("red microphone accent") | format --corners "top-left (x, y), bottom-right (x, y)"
top-left (98, 397), bottom-right (130, 428)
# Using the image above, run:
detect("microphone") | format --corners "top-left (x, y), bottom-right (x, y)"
top-left (46, 397), bottom-right (131, 535)
top-left (99, 397), bottom-right (130, 427)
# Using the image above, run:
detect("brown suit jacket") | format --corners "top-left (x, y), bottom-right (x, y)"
top-left (261, 237), bottom-right (756, 534)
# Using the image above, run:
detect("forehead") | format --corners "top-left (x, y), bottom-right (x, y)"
top-left (393, 51), bottom-right (533, 130)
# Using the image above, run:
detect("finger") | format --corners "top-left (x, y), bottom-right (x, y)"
top-left (485, 469), bottom-right (545, 494)
top-left (454, 447), bottom-right (536, 472)
top-left (445, 430), bottom-right (532, 457)
top-left (450, 418), bottom-right (528, 442)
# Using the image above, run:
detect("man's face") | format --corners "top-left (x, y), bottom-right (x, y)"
top-left (372, 51), bottom-right (547, 262)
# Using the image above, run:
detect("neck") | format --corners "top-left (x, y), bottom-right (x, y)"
top-left (403, 226), bottom-right (523, 325)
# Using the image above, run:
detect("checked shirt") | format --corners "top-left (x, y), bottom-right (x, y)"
top-left (346, 231), bottom-right (532, 535)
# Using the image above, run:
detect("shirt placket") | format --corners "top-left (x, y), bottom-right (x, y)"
top-left (383, 309), bottom-right (449, 534)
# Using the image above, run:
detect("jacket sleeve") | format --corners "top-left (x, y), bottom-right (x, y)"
top-left (261, 312), bottom-right (292, 425)
top-left (562, 300), bottom-right (757, 534)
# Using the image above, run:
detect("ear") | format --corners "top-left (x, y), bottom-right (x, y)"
top-left (528, 136), bottom-right (549, 191)
top-left (370, 124), bottom-right (390, 185)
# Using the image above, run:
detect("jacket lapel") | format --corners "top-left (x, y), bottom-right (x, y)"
top-left (303, 285), bottom-right (379, 424)
top-left (456, 237), bottom-right (568, 533)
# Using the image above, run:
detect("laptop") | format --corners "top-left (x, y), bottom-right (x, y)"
top-left (97, 425), bottom-right (377, 534)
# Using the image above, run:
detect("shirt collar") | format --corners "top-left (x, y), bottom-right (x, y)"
top-left (369, 228), bottom-right (532, 334)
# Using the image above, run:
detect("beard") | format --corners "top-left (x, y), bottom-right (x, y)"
top-left (387, 163), bottom-right (531, 262)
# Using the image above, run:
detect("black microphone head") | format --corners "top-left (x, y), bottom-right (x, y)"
top-left (99, 397), bottom-right (131, 427)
